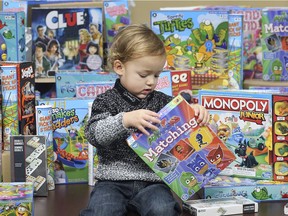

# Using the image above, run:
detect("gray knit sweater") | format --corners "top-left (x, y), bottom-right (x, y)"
top-left (85, 79), bottom-right (173, 182)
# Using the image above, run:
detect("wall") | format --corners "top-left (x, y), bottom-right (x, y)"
top-left (129, 0), bottom-right (288, 24)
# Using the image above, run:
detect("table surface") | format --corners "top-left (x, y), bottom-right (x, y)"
top-left (34, 184), bottom-right (288, 216)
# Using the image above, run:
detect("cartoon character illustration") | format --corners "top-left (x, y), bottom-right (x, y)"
top-left (217, 122), bottom-right (231, 142)
top-left (234, 140), bottom-right (259, 168)
top-left (247, 135), bottom-right (266, 151)
top-left (284, 56), bottom-right (288, 71)
top-left (276, 123), bottom-right (288, 135)
top-left (148, 129), bottom-right (160, 145)
top-left (187, 154), bottom-right (216, 179)
top-left (278, 101), bottom-right (288, 116)
top-left (206, 145), bottom-right (232, 169)
top-left (270, 59), bottom-right (283, 81)
top-left (170, 139), bottom-right (195, 161)
top-left (251, 187), bottom-right (272, 200)
top-left (180, 172), bottom-right (200, 195)
top-left (195, 129), bottom-right (207, 148)
top-left (15, 203), bottom-right (32, 216)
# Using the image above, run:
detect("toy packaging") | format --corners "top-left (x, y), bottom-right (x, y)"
top-left (10, 135), bottom-right (48, 196)
top-left (262, 8), bottom-right (288, 81)
top-left (35, 105), bottom-right (55, 190)
top-left (230, 8), bottom-right (263, 80)
top-left (249, 86), bottom-right (288, 93)
top-left (272, 94), bottom-right (288, 181)
top-left (0, 182), bottom-right (34, 216)
top-left (75, 81), bottom-right (115, 99)
top-left (104, 0), bottom-right (130, 47)
top-left (183, 196), bottom-right (258, 216)
top-left (170, 70), bottom-right (192, 96)
top-left (37, 98), bottom-right (94, 184)
top-left (203, 175), bottom-right (288, 202)
top-left (0, 61), bottom-right (36, 136)
top-left (0, 65), bottom-right (20, 151)
top-left (87, 101), bottom-right (98, 186)
top-left (55, 71), bottom-right (117, 98)
top-left (198, 89), bottom-right (273, 180)
top-left (127, 95), bottom-right (235, 201)
top-left (31, 7), bottom-right (104, 79)
top-left (0, 11), bottom-right (26, 62)
top-left (155, 70), bottom-right (173, 96)
top-left (151, 10), bottom-right (231, 90)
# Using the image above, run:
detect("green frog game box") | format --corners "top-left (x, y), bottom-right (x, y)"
top-left (126, 95), bottom-right (235, 201)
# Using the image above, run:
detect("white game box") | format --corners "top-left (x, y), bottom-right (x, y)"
top-left (183, 196), bottom-right (258, 216)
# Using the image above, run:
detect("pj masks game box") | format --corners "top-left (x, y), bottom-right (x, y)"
top-left (126, 95), bottom-right (235, 201)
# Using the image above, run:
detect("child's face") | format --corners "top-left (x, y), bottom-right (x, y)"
top-left (115, 55), bottom-right (166, 99)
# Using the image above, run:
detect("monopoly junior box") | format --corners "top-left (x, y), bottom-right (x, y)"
top-left (202, 175), bottom-right (288, 202)
top-left (0, 182), bottom-right (34, 215)
top-left (198, 90), bottom-right (273, 180)
top-left (183, 196), bottom-right (258, 216)
top-left (127, 95), bottom-right (235, 201)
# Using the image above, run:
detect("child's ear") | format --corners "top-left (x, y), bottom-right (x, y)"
top-left (113, 60), bottom-right (124, 75)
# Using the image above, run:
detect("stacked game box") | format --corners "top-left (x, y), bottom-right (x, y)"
top-left (0, 62), bottom-right (36, 151)
top-left (150, 10), bottom-right (230, 90)
top-left (37, 98), bottom-right (94, 184)
top-left (0, 182), bottom-right (34, 215)
top-left (198, 89), bottom-right (274, 180)
top-left (35, 105), bottom-right (55, 190)
top-left (31, 7), bottom-right (103, 79)
top-left (104, 0), bottom-right (130, 47)
top-left (203, 175), bottom-right (288, 202)
top-left (0, 11), bottom-right (26, 62)
top-left (0, 61), bottom-right (36, 136)
top-left (10, 135), bottom-right (48, 196)
top-left (262, 8), bottom-right (288, 81)
top-left (230, 8), bottom-right (263, 80)
top-left (183, 196), bottom-right (258, 216)
top-left (272, 94), bottom-right (288, 181)
top-left (154, 70), bottom-right (173, 96)
top-left (1, 65), bottom-right (20, 151)
top-left (127, 95), bottom-right (235, 201)
top-left (55, 71), bottom-right (117, 98)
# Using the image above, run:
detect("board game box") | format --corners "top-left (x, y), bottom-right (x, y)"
top-left (183, 196), bottom-right (258, 216)
top-left (262, 8), bottom-right (288, 81)
top-left (230, 8), bottom-right (263, 80)
top-left (35, 105), bottom-right (55, 190)
top-left (10, 135), bottom-right (48, 196)
top-left (272, 94), bottom-right (288, 181)
top-left (55, 71), bottom-right (117, 98)
top-left (31, 7), bottom-right (104, 79)
top-left (203, 175), bottom-right (288, 202)
top-left (37, 98), bottom-right (94, 184)
top-left (0, 61), bottom-right (36, 136)
top-left (150, 10), bottom-right (230, 90)
top-left (0, 182), bottom-right (34, 216)
top-left (126, 95), bottom-right (235, 201)
top-left (0, 11), bottom-right (26, 62)
top-left (198, 89), bottom-right (273, 180)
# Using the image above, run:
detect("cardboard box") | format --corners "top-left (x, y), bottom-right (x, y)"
top-left (183, 196), bottom-right (258, 216)
top-left (0, 182), bottom-right (34, 215)
top-left (10, 135), bottom-right (48, 196)
top-left (127, 95), bottom-right (235, 201)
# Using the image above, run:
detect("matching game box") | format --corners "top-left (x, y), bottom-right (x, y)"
top-left (127, 95), bottom-right (235, 201)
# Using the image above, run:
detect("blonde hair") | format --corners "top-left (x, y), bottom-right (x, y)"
top-left (108, 24), bottom-right (166, 67)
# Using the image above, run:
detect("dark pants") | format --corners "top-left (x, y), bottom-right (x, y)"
top-left (79, 180), bottom-right (182, 216)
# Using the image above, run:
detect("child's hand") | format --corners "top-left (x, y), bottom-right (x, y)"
top-left (123, 109), bottom-right (161, 135)
top-left (190, 104), bottom-right (210, 126)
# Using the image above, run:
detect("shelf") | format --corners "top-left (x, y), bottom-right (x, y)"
top-left (243, 79), bottom-right (288, 89)
top-left (35, 77), bottom-right (56, 83)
